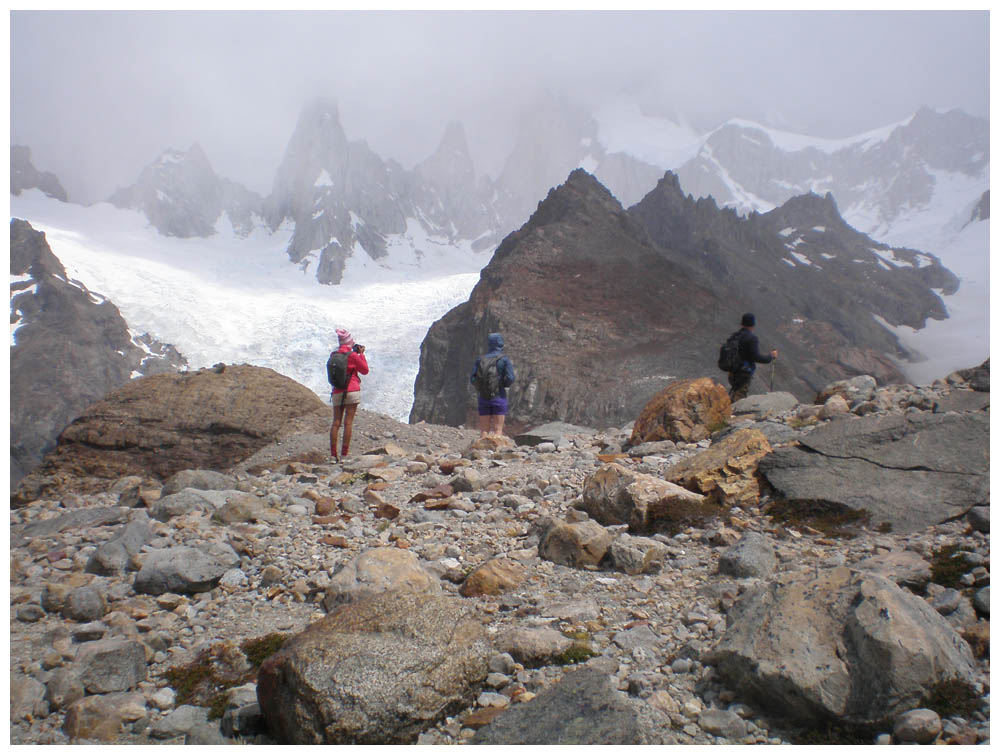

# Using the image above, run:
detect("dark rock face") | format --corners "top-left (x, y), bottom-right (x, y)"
top-left (628, 173), bottom-right (957, 390)
top-left (410, 169), bottom-right (956, 430)
top-left (10, 220), bottom-right (186, 490)
top-left (10, 145), bottom-right (68, 201)
top-left (12, 363), bottom-right (326, 505)
top-left (759, 411), bottom-right (989, 533)
top-left (411, 169), bottom-right (721, 430)
top-left (108, 144), bottom-right (264, 237)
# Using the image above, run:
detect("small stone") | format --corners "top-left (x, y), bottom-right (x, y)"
top-left (699, 708), bottom-right (748, 739)
top-left (893, 708), bottom-right (942, 744)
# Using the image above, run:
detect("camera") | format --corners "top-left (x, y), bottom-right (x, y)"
top-left (353, 344), bottom-right (365, 353)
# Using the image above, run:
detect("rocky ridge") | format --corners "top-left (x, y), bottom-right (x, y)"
top-left (11, 145), bottom-right (68, 202)
top-left (10, 219), bottom-right (186, 490)
top-left (410, 169), bottom-right (957, 431)
top-left (108, 144), bottom-right (265, 238)
top-left (674, 107), bottom-right (989, 235)
top-left (8, 363), bottom-right (989, 746)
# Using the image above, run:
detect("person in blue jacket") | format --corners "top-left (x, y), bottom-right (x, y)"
top-left (470, 332), bottom-right (516, 437)
top-left (728, 313), bottom-right (778, 401)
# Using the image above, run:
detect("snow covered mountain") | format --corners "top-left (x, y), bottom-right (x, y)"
top-left (10, 189), bottom-right (482, 423)
top-left (108, 143), bottom-right (266, 238)
top-left (262, 99), bottom-right (502, 284)
top-left (9, 99), bottom-right (989, 424)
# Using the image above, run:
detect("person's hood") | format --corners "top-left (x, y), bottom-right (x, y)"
top-left (487, 333), bottom-right (504, 352)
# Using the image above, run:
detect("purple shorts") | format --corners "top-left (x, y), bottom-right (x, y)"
top-left (478, 396), bottom-right (508, 416)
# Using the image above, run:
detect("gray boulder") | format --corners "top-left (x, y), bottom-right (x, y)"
top-left (86, 516), bottom-right (154, 575)
top-left (515, 422), bottom-right (594, 447)
top-left (709, 567), bottom-right (977, 726)
top-left (893, 708), bottom-right (942, 744)
top-left (161, 469), bottom-right (238, 496)
top-left (730, 391), bottom-right (799, 419)
top-left (967, 505), bottom-right (989, 533)
top-left (134, 544), bottom-right (240, 595)
top-left (609, 534), bottom-right (668, 575)
top-left (973, 586), bottom-right (989, 616)
top-left (17, 506), bottom-right (128, 543)
top-left (471, 665), bottom-right (658, 744)
top-left (321, 547), bottom-right (441, 611)
top-left (855, 549), bottom-right (932, 590)
top-left (699, 708), bottom-right (748, 739)
top-left (717, 532), bottom-right (777, 579)
top-left (257, 591), bottom-right (490, 744)
top-left (538, 519), bottom-right (612, 568)
top-left (815, 374), bottom-right (878, 405)
top-left (151, 488), bottom-right (230, 521)
top-left (495, 626), bottom-right (573, 667)
top-left (758, 412), bottom-right (988, 532)
top-left (581, 463), bottom-right (709, 533)
top-left (74, 637), bottom-right (147, 694)
top-left (61, 585), bottom-right (107, 622)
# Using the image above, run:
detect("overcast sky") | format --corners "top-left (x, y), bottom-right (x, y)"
top-left (10, 9), bottom-right (989, 203)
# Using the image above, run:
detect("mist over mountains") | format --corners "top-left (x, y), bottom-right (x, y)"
top-left (9, 95), bottom-right (990, 439)
top-left (43, 95), bottom-right (987, 288)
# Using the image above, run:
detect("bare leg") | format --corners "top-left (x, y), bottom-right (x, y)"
top-left (479, 414), bottom-right (490, 437)
top-left (330, 403), bottom-right (344, 459)
top-left (489, 414), bottom-right (506, 436)
top-left (341, 403), bottom-right (358, 457)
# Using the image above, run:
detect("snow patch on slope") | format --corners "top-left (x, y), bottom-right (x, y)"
top-left (11, 190), bottom-right (483, 422)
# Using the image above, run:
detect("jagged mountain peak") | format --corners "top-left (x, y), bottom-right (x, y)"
top-left (519, 168), bottom-right (626, 233)
top-left (109, 143), bottom-right (263, 238)
top-left (10, 145), bottom-right (68, 202)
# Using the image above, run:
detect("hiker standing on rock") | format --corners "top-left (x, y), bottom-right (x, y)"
top-left (471, 332), bottom-right (515, 437)
top-left (328, 328), bottom-right (369, 461)
top-left (723, 313), bottom-right (778, 402)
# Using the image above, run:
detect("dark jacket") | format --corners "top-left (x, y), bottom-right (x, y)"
top-left (736, 327), bottom-right (774, 374)
top-left (471, 332), bottom-right (515, 398)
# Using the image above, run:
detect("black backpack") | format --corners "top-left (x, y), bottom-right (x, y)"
top-left (327, 351), bottom-right (350, 390)
top-left (717, 331), bottom-right (743, 372)
top-left (474, 355), bottom-right (503, 399)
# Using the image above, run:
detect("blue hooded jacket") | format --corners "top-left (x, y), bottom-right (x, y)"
top-left (471, 332), bottom-right (515, 398)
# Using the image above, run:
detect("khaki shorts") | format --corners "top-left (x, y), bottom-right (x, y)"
top-left (332, 391), bottom-right (361, 407)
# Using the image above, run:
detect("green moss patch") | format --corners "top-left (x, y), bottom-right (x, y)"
top-left (921, 678), bottom-right (980, 718)
top-left (929, 544), bottom-right (973, 589)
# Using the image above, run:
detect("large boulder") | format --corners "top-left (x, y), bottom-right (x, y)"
top-left (581, 463), bottom-right (714, 534)
top-left (9, 219), bottom-right (185, 494)
top-left (257, 591), bottom-right (490, 744)
top-left (665, 428), bottom-right (772, 507)
top-left (134, 544), bottom-right (241, 595)
top-left (14, 364), bottom-right (326, 504)
top-left (708, 567), bottom-right (977, 726)
top-left (758, 412), bottom-right (989, 533)
top-left (629, 377), bottom-right (731, 445)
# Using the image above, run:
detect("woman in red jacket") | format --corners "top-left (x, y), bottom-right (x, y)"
top-left (330, 328), bottom-right (369, 461)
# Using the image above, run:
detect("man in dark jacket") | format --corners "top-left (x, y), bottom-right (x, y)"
top-left (728, 313), bottom-right (778, 401)
top-left (470, 332), bottom-right (516, 437)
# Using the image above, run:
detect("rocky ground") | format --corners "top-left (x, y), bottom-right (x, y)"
top-left (9, 377), bottom-right (990, 746)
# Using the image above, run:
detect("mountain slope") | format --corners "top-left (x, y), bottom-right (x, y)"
top-left (410, 170), bottom-right (957, 430)
top-left (10, 218), bottom-right (186, 488)
top-left (11, 145), bottom-right (68, 202)
top-left (108, 143), bottom-right (265, 237)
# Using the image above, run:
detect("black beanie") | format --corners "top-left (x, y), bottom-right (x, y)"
top-left (741, 313), bottom-right (756, 327)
